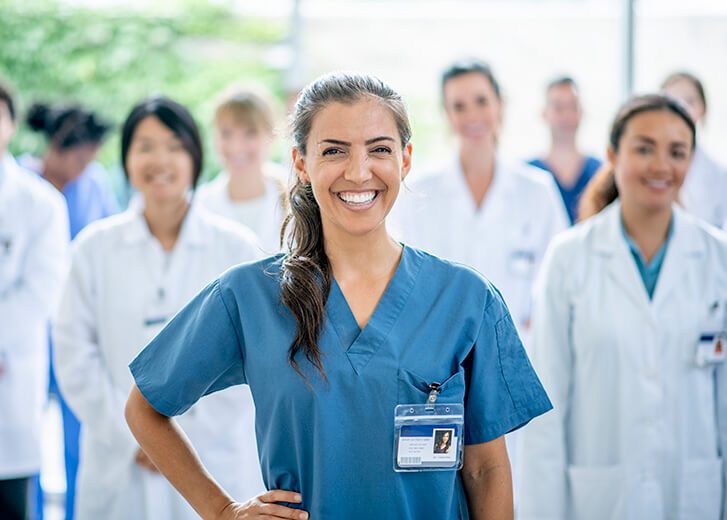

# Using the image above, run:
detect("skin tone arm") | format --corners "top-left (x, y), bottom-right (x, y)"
top-left (461, 436), bottom-right (514, 520)
top-left (125, 385), bottom-right (309, 520)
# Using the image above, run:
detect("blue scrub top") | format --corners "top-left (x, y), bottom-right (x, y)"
top-left (621, 216), bottom-right (673, 299)
top-left (528, 156), bottom-right (601, 224)
top-left (19, 156), bottom-right (118, 239)
top-left (130, 246), bottom-right (552, 519)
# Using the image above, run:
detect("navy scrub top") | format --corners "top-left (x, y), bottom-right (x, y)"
top-left (130, 245), bottom-right (552, 519)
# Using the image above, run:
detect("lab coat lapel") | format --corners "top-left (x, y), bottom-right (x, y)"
top-left (651, 206), bottom-right (704, 307)
top-left (593, 202), bottom-right (653, 316)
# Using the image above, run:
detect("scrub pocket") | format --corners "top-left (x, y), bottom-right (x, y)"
top-left (397, 367), bottom-right (466, 405)
top-left (678, 458), bottom-right (723, 520)
top-left (567, 464), bottom-right (626, 520)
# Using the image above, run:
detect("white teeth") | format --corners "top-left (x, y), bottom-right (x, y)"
top-left (646, 179), bottom-right (669, 189)
top-left (338, 191), bottom-right (376, 204)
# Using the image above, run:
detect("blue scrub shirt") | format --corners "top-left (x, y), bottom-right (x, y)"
top-left (130, 246), bottom-right (552, 519)
top-left (529, 156), bottom-right (601, 224)
top-left (621, 216), bottom-right (673, 299)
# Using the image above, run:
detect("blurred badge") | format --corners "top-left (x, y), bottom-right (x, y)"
top-left (696, 300), bottom-right (726, 367)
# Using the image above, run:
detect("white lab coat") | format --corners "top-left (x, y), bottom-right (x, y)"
top-left (518, 201), bottom-right (727, 520)
top-left (195, 166), bottom-right (288, 254)
top-left (681, 145), bottom-right (727, 230)
top-left (392, 157), bottom-right (569, 504)
top-left (0, 155), bottom-right (69, 478)
top-left (53, 205), bottom-right (266, 520)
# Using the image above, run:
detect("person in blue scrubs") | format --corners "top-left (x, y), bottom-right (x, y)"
top-left (528, 77), bottom-right (601, 224)
top-left (22, 102), bottom-right (116, 520)
top-left (125, 72), bottom-right (552, 520)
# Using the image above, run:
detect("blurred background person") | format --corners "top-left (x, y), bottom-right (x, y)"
top-left (393, 59), bottom-right (568, 508)
top-left (20, 101), bottom-right (115, 520)
top-left (22, 102), bottom-right (117, 237)
top-left (195, 85), bottom-right (287, 253)
top-left (662, 71), bottom-right (727, 230)
top-left (519, 94), bottom-right (726, 519)
top-left (0, 81), bottom-right (70, 520)
top-left (52, 96), bottom-right (264, 520)
top-left (528, 76), bottom-right (601, 225)
top-left (395, 59), bottom-right (568, 338)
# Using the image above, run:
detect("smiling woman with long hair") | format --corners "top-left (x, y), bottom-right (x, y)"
top-left (124, 73), bottom-right (551, 520)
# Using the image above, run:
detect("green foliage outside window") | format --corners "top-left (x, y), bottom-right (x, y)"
top-left (0, 0), bottom-right (288, 200)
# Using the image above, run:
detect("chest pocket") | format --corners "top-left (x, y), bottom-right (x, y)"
top-left (397, 367), bottom-right (466, 405)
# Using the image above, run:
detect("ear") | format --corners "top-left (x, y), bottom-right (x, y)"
top-left (606, 145), bottom-right (617, 167)
top-left (400, 142), bottom-right (413, 182)
top-left (292, 147), bottom-right (309, 184)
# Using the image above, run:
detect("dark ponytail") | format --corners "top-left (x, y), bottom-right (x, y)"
top-left (280, 72), bottom-right (411, 378)
top-left (577, 93), bottom-right (695, 221)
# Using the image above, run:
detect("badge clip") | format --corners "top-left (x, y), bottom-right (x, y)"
top-left (426, 382), bottom-right (441, 410)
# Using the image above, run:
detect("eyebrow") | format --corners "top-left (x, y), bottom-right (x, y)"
top-left (633, 135), bottom-right (689, 147)
top-left (319, 136), bottom-right (396, 146)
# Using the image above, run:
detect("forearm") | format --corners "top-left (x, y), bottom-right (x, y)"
top-left (462, 459), bottom-right (514, 520)
top-left (125, 385), bottom-right (233, 520)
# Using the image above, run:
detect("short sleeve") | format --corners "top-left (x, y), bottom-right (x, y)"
top-left (464, 286), bottom-right (553, 445)
top-left (129, 279), bottom-right (246, 417)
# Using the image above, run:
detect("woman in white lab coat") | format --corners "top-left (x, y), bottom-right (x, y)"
top-left (662, 71), bottom-right (727, 229)
top-left (395, 59), bottom-right (568, 336)
top-left (195, 85), bottom-right (287, 253)
top-left (0, 81), bottom-right (69, 518)
top-left (52, 97), bottom-right (265, 520)
top-left (518, 94), bottom-right (727, 520)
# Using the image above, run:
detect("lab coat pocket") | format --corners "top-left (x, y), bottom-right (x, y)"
top-left (678, 458), bottom-right (723, 520)
top-left (567, 464), bottom-right (626, 520)
top-left (507, 248), bottom-right (536, 279)
top-left (397, 367), bottom-right (466, 405)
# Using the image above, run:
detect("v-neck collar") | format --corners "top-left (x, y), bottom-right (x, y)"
top-left (451, 156), bottom-right (505, 217)
top-left (326, 245), bottom-right (424, 374)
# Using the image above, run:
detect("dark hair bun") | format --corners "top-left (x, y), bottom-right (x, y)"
top-left (26, 102), bottom-right (53, 133)
top-left (26, 102), bottom-right (111, 148)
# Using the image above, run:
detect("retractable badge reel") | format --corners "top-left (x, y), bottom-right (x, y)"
top-left (393, 382), bottom-right (464, 472)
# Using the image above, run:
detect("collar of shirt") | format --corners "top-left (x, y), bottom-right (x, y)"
top-left (121, 203), bottom-right (210, 249)
top-left (620, 212), bottom-right (674, 297)
top-left (450, 156), bottom-right (510, 212)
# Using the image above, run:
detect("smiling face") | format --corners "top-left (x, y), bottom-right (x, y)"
top-left (443, 72), bottom-right (502, 147)
top-left (214, 113), bottom-right (272, 177)
top-left (126, 115), bottom-right (194, 206)
top-left (293, 97), bottom-right (412, 241)
top-left (609, 109), bottom-right (693, 215)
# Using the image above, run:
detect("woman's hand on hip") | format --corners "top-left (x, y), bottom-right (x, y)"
top-left (216, 490), bottom-right (309, 520)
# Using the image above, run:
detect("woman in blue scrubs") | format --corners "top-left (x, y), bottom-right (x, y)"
top-left (125, 72), bottom-right (551, 520)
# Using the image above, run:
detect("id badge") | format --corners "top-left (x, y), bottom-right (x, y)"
top-left (695, 300), bottom-right (727, 367)
top-left (394, 383), bottom-right (464, 472)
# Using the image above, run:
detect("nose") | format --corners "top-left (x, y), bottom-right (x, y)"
top-left (652, 150), bottom-right (671, 175)
top-left (343, 148), bottom-right (373, 184)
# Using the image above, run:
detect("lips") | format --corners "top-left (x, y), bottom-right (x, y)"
top-left (643, 178), bottom-right (672, 191)
top-left (145, 172), bottom-right (175, 185)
